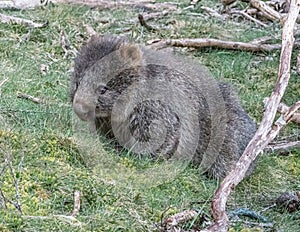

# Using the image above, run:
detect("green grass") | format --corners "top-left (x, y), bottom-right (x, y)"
top-left (0, 1), bottom-right (299, 231)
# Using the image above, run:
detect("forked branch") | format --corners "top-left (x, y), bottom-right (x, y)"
top-left (201, 1), bottom-right (300, 231)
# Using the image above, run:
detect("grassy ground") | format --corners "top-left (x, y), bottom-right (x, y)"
top-left (0, 0), bottom-right (299, 231)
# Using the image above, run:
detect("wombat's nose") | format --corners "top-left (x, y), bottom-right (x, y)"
top-left (73, 99), bottom-right (95, 121)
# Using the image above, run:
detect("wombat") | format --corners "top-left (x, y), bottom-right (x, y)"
top-left (70, 34), bottom-right (257, 179)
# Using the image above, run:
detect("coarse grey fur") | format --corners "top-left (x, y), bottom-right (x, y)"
top-left (71, 34), bottom-right (257, 179)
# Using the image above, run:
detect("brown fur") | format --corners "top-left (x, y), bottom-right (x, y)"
top-left (71, 34), bottom-right (257, 179)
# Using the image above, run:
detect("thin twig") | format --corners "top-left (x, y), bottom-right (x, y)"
top-left (264, 98), bottom-right (300, 124)
top-left (17, 92), bottom-right (42, 104)
top-left (71, 190), bottom-right (81, 216)
top-left (0, 13), bottom-right (47, 28)
top-left (0, 78), bottom-right (8, 97)
top-left (162, 210), bottom-right (198, 230)
top-left (149, 37), bottom-right (300, 52)
top-left (200, 6), bottom-right (227, 20)
top-left (0, 188), bottom-right (8, 209)
top-left (4, 150), bottom-right (22, 213)
top-left (138, 14), bottom-right (158, 32)
top-left (264, 141), bottom-right (300, 153)
top-left (231, 9), bottom-right (269, 27)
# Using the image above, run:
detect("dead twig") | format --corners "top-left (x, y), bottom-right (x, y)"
top-left (231, 9), bottom-right (269, 27)
top-left (149, 37), bottom-right (300, 52)
top-left (201, 2), bottom-right (300, 231)
top-left (265, 141), bottom-right (300, 153)
top-left (141, 10), bottom-right (169, 21)
top-left (190, 0), bottom-right (200, 7)
top-left (243, 0), bottom-right (283, 22)
top-left (71, 190), bottom-right (80, 216)
top-left (264, 97), bottom-right (300, 124)
top-left (138, 14), bottom-right (158, 32)
top-left (0, 78), bottom-right (8, 97)
top-left (250, 35), bottom-right (274, 44)
top-left (17, 92), bottom-right (42, 104)
top-left (200, 6), bottom-right (227, 20)
top-left (0, 13), bottom-right (47, 28)
top-left (0, 189), bottom-right (8, 209)
top-left (60, 30), bottom-right (78, 59)
top-left (162, 209), bottom-right (198, 230)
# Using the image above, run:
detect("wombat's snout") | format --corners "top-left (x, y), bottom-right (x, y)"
top-left (73, 97), bottom-right (95, 121)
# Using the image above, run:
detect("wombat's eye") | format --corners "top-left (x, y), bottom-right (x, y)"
top-left (97, 85), bottom-right (108, 95)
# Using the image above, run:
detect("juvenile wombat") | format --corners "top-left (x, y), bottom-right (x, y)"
top-left (71, 34), bottom-right (257, 179)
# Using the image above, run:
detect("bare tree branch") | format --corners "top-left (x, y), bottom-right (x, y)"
top-left (265, 140), bottom-right (300, 153)
top-left (201, 2), bottom-right (300, 231)
top-left (231, 9), bottom-right (269, 27)
top-left (264, 97), bottom-right (300, 124)
top-left (149, 37), bottom-right (300, 52)
top-left (243, 0), bottom-right (283, 22)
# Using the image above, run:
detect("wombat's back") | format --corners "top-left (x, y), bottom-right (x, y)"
top-left (71, 35), bottom-right (257, 180)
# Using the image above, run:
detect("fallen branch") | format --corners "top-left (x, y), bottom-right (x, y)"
top-left (200, 6), bottom-right (227, 20)
top-left (231, 9), bottom-right (269, 27)
top-left (265, 141), bottom-right (300, 154)
top-left (0, 189), bottom-right (7, 209)
top-left (202, 2), bottom-right (300, 231)
top-left (17, 92), bottom-right (42, 104)
top-left (276, 102), bottom-right (300, 124)
top-left (264, 98), bottom-right (300, 124)
top-left (0, 13), bottom-right (47, 28)
top-left (3, 148), bottom-right (23, 213)
top-left (140, 10), bottom-right (169, 22)
top-left (244, 0), bottom-right (283, 22)
top-left (149, 37), bottom-right (300, 52)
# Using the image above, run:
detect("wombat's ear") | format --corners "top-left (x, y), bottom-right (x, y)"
top-left (119, 44), bottom-right (143, 68)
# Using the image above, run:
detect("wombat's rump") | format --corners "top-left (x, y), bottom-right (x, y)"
top-left (71, 34), bottom-right (257, 179)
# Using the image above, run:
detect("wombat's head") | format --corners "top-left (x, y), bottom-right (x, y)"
top-left (72, 35), bottom-right (143, 122)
